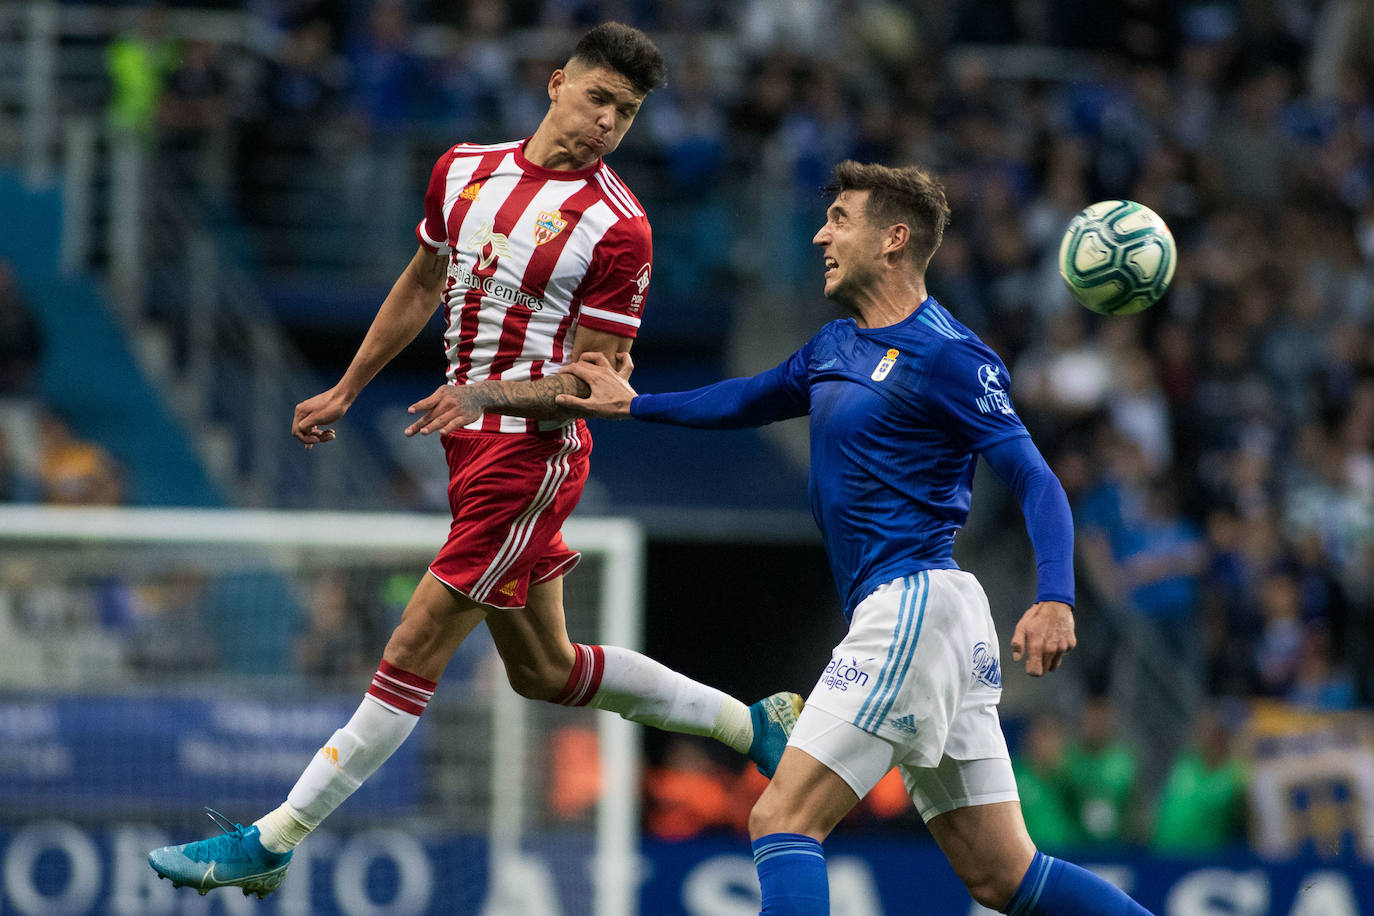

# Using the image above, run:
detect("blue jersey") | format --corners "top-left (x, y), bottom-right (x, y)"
top-left (633, 297), bottom-right (1070, 619)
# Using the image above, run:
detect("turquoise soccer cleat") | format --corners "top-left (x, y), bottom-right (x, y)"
top-left (148, 808), bottom-right (293, 898)
top-left (747, 692), bottom-right (805, 778)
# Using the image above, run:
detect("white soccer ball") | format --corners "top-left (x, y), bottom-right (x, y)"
top-left (1057, 200), bottom-right (1177, 315)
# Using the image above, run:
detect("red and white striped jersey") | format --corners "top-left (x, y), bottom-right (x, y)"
top-left (415, 138), bottom-right (653, 434)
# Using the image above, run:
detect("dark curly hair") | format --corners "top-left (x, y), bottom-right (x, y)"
top-left (570, 22), bottom-right (666, 96)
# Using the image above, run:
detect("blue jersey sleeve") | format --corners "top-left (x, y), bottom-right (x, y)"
top-left (923, 340), bottom-right (1028, 452)
top-left (980, 436), bottom-right (1075, 606)
top-left (630, 346), bottom-right (810, 428)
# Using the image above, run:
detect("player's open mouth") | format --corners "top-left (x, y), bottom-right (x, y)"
top-left (823, 257), bottom-right (838, 274)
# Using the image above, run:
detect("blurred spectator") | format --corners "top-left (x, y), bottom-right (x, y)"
top-left (237, 18), bottom-right (347, 240)
top-left (0, 430), bottom-right (40, 503)
top-left (0, 260), bottom-right (43, 396)
top-left (1152, 706), bottom-right (1248, 854)
top-left (1012, 308), bottom-right (1111, 444)
top-left (123, 570), bottom-right (218, 675)
top-left (421, 0), bottom-right (512, 139)
top-left (1065, 695), bottom-right (1140, 845)
top-left (1253, 570), bottom-right (1309, 698)
top-left (1213, 66), bottom-right (1297, 209)
top-left (105, 4), bottom-right (178, 143)
top-left (644, 736), bottom-right (737, 840)
top-left (293, 571), bottom-right (373, 680)
top-left (159, 37), bottom-right (232, 197)
top-left (1106, 347), bottom-right (1173, 475)
top-left (1200, 505), bottom-right (1264, 696)
top-left (1287, 623), bottom-right (1358, 711)
top-left (547, 725), bottom-right (601, 822)
top-left (1116, 478), bottom-right (1208, 668)
top-left (643, 41), bottom-right (727, 194)
top-left (1013, 714), bottom-right (1083, 850)
top-left (342, 0), bottom-right (424, 265)
top-left (37, 412), bottom-right (124, 506)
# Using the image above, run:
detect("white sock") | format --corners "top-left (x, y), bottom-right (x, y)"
top-left (255, 695), bottom-right (418, 852)
top-left (579, 645), bottom-right (754, 753)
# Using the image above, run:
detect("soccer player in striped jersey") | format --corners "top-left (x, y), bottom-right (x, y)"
top-left (148, 22), bottom-right (801, 898)
top-left (559, 161), bottom-right (1155, 915)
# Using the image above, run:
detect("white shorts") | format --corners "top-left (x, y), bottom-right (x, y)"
top-left (791, 569), bottom-right (1017, 820)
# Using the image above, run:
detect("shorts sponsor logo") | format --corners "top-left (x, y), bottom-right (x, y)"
top-left (889, 714), bottom-right (918, 735)
top-left (972, 641), bottom-right (1001, 688)
top-left (822, 656), bottom-right (873, 692)
top-left (498, 580), bottom-right (519, 597)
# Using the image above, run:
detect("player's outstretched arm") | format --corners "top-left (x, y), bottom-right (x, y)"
top-left (405, 330), bottom-right (633, 436)
top-left (1011, 600), bottom-right (1077, 677)
top-left (293, 247), bottom-right (447, 447)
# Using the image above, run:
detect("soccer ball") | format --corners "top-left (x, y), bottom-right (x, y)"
top-left (1057, 200), bottom-right (1176, 315)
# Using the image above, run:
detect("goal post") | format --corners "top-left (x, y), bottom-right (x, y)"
top-left (0, 505), bottom-right (645, 916)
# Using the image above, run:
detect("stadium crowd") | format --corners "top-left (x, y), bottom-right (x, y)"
top-left (3, 0), bottom-right (1373, 854)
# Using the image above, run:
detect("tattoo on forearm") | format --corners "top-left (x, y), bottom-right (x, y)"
top-left (477, 374), bottom-right (589, 419)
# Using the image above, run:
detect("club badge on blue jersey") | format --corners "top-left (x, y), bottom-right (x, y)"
top-left (871, 348), bottom-right (899, 381)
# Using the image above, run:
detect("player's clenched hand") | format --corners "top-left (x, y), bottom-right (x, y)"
top-left (1011, 601), bottom-right (1076, 677)
top-left (555, 352), bottom-right (637, 419)
top-left (406, 384), bottom-right (483, 437)
top-left (292, 388), bottom-right (348, 449)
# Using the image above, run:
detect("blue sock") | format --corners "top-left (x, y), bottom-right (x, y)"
top-left (751, 833), bottom-right (828, 915)
top-left (1004, 851), bottom-right (1154, 915)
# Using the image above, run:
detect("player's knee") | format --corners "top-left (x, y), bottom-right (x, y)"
top-left (956, 864), bottom-right (1019, 912)
top-left (748, 790), bottom-right (794, 839)
top-left (747, 801), bottom-right (775, 839)
top-left (505, 659), bottom-right (568, 701)
top-left (384, 617), bottom-right (441, 665)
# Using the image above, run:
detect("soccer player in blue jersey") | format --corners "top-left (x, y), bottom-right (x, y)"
top-left (558, 160), bottom-right (1154, 915)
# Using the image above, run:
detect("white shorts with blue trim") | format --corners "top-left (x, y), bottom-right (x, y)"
top-left (790, 569), bottom-right (1016, 818)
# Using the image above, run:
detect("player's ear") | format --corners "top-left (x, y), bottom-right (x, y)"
top-left (548, 68), bottom-right (567, 102)
top-left (885, 223), bottom-right (911, 262)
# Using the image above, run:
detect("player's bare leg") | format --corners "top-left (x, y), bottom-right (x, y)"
top-left (928, 797), bottom-right (1156, 914)
top-left (491, 576), bottom-right (802, 775)
top-left (483, 575), bottom-right (578, 699)
top-left (748, 747), bottom-right (859, 840)
top-left (925, 801), bottom-right (1036, 911)
top-left (383, 573), bottom-right (490, 680)
top-left (747, 747), bottom-right (859, 914)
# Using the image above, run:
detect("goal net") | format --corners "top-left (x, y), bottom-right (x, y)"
top-left (0, 505), bottom-right (645, 916)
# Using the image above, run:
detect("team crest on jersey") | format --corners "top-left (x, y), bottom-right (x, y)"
top-left (459, 181), bottom-right (484, 201)
top-left (466, 221), bottom-right (513, 271)
top-left (974, 364), bottom-right (1015, 415)
top-left (533, 209), bottom-right (568, 246)
top-left (871, 348), bottom-right (899, 381)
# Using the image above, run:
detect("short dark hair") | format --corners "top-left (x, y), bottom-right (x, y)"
top-left (825, 160), bottom-right (951, 269)
top-left (569, 22), bottom-right (666, 96)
